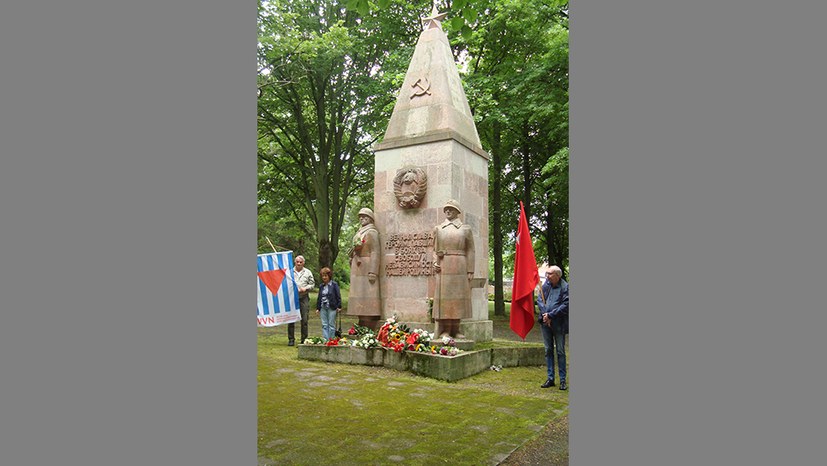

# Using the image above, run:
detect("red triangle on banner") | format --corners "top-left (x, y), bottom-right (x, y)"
top-left (258, 269), bottom-right (286, 296)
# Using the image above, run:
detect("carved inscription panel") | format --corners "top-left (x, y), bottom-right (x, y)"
top-left (385, 232), bottom-right (434, 277)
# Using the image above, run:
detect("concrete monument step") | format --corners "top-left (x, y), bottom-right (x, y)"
top-left (297, 344), bottom-right (544, 382)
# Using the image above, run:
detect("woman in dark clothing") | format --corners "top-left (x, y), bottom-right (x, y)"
top-left (315, 267), bottom-right (342, 340)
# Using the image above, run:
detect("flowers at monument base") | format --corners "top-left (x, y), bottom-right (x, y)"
top-left (377, 325), bottom-right (389, 345)
top-left (303, 336), bottom-right (351, 346)
top-left (324, 337), bottom-right (351, 347)
top-left (375, 317), bottom-right (457, 355)
top-left (435, 335), bottom-right (460, 356)
top-left (438, 346), bottom-right (459, 356)
top-left (352, 335), bottom-right (380, 349)
top-left (304, 316), bottom-right (461, 356)
top-left (404, 328), bottom-right (434, 352)
top-left (347, 323), bottom-right (374, 338)
top-left (387, 340), bottom-right (406, 353)
top-left (378, 315), bottom-right (412, 344)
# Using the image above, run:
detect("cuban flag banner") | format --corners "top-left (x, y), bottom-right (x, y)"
top-left (257, 251), bottom-right (301, 327)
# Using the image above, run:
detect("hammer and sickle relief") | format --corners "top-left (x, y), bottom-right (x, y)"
top-left (410, 77), bottom-right (432, 99)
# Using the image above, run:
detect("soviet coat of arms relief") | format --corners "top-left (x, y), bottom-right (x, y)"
top-left (392, 167), bottom-right (428, 209)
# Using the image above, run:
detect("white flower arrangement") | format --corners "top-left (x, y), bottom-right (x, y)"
top-left (413, 329), bottom-right (433, 341)
top-left (353, 335), bottom-right (380, 349)
top-left (438, 346), bottom-right (460, 356)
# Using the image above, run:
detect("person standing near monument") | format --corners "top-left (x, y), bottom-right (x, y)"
top-left (347, 208), bottom-right (382, 331)
top-left (288, 255), bottom-right (315, 346)
top-left (315, 267), bottom-right (342, 340)
top-left (432, 199), bottom-right (475, 338)
top-left (536, 265), bottom-right (569, 390)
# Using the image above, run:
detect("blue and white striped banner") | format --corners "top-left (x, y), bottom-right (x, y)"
top-left (257, 251), bottom-right (301, 327)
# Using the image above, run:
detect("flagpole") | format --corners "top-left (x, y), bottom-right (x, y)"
top-left (538, 281), bottom-right (552, 328)
top-left (538, 281), bottom-right (546, 304)
top-left (265, 236), bottom-right (278, 252)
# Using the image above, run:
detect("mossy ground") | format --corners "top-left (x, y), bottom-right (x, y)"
top-left (258, 300), bottom-right (568, 465)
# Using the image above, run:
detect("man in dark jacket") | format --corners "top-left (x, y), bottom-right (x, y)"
top-left (536, 265), bottom-right (569, 390)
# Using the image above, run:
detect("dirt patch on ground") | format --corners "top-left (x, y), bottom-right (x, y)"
top-left (499, 415), bottom-right (569, 466)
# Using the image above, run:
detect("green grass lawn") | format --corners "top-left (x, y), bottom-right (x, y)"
top-left (258, 330), bottom-right (567, 465)
top-left (258, 288), bottom-right (567, 465)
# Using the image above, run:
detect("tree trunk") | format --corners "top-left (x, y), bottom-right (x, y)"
top-left (521, 125), bottom-right (532, 216)
top-left (545, 202), bottom-right (567, 280)
top-left (491, 121), bottom-right (505, 317)
top-left (318, 238), bottom-right (333, 270)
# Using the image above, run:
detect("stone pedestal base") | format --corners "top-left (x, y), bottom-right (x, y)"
top-left (459, 320), bottom-right (493, 342)
top-left (447, 339), bottom-right (476, 351)
top-left (297, 344), bottom-right (545, 382)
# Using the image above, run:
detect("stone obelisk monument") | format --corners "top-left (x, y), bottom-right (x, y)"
top-left (373, 6), bottom-right (492, 341)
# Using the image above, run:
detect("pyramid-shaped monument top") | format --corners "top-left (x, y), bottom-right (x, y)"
top-left (375, 6), bottom-right (485, 157)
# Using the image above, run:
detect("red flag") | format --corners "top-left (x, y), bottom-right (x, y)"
top-left (510, 201), bottom-right (539, 339)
